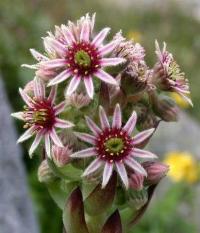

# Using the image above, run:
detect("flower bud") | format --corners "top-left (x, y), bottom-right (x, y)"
top-left (36, 68), bottom-right (57, 81)
top-left (38, 159), bottom-right (55, 183)
top-left (65, 92), bottom-right (91, 109)
top-left (129, 173), bottom-right (144, 191)
top-left (143, 161), bottom-right (169, 185)
top-left (128, 189), bottom-right (148, 210)
top-left (151, 94), bottom-right (179, 122)
top-left (52, 145), bottom-right (72, 167)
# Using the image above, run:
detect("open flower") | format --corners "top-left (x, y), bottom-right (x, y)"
top-left (71, 104), bottom-right (157, 189)
top-left (25, 14), bottom-right (125, 99)
top-left (12, 77), bottom-right (74, 157)
top-left (153, 41), bottom-right (192, 106)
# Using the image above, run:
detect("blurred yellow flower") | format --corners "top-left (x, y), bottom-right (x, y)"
top-left (170, 92), bottom-right (190, 109)
top-left (164, 151), bottom-right (199, 184)
top-left (127, 30), bottom-right (142, 43)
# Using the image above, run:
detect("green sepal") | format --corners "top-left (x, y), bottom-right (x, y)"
top-left (101, 210), bottom-right (122, 233)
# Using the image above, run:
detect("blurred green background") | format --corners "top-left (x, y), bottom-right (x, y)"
top-left (0, 0), bottom-right (199, 232)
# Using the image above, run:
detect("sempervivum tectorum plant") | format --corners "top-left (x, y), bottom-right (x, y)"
top-left (11, 77), bottom-right (74, 157)
top-left (71, 104), bottom-right (157, 189)
top-left (152, 40), bottom-right (192, 106)
top-left (24, 13), bottom-right (125, 99)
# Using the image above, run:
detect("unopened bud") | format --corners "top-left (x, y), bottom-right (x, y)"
top-left (128, 189), bottom-right (148, 210)
top-left (65, 92), bottom-right (91, 108)
top-left (151, 94), bottom-right (179, 122)
top-left (38, 159), bottom-right (55, 183)
top-left (52, 145), bottom-right (72, 167)
top-left (129, 173), bottom-right (144, 191)
top-left (143, 161), bottom-right (169, 185)
top-left (36, 68), bottom-right (57, 81)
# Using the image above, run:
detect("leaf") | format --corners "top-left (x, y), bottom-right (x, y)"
top-left (63, 187), bottom-right (89, 233)
top-left (84, 171), bottom-right (117, 216)
top-left (101, 210), bottom-right (122, 233)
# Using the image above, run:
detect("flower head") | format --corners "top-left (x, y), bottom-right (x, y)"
top-left (153, 41), bottom-right (192, 106)
top-left (12, 77), bottom-right (74, 157)
top-left (71, 104), bottom-right (157, 189)
top-left (26, 14), bottom-right (125, 99)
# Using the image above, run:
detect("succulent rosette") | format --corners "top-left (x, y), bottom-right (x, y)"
top-left (11, 13), bottom-right (193, 233)
top-left (12, 77), bottom-right (74, 157)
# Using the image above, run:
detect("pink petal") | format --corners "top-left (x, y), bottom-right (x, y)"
top-left (95, 70), bottom-right (118, 86)
top-left (112, 104), bottom-right (121, 129)
top-left (74, 132), bottom-right (96, 145)
top-left (82, 158), bottom-right (103, 177)
top-left (124, 157), bottom-right (147, 176)
top-left (99, 106), bottom-right (110, 130)
top-left (45, 134), bottom-right (51, 158)
top-left (30, 48), bottom-right (48, 62)
top-left (55, 118), bottom-right (74, 128)
top-left (48, 86), bottom-right (57, 103)
top-left (92, 27), bottom-right (110, 47)
top-left (66, 76), bottom-right (81, 96)
top-left (19, 88), bottom-right (33, 107)
top-left (115, 162), bottom-right (129, 189)
top-left (48, 70), bottom-right (71, 86)
top-left (123, 111), bottom-right (137, 135)
top-left (17, 126), bottom-right (35, 143)
top-left (133, 128), bottom-right (155, 146)
top-left (85, 116), bottom-right (101, 136)
top-left (80, 20), bottom-right (90, 42)
top-left (54, 101), bottom-right (66, 115)
top-left (50, 128), bottom-right (63, 147)
top-left (101, 58), bottom-right (126, 67)
top-left (132, 148), bottom-right (158, 159)
top-left (29, 131), bottom-right (43, 157)
top-left (45, 37), bottom-right (66, 56)
top-left (33, 77), bottom-right (45, 99)
top-left (99, 40), bottom-right (119, 56)
top-left (40, 59), bottom-right (66, 69)
top-left (102, 163), bottom-right (113, 188)
top-left (84, 76), bottom-right (94, 99)
top-left (61, 24), bottom-right (76, 45)
top-left (173, 86), bottom-right (190, 94)
top-left (70, 147), bottom-right (96, 158)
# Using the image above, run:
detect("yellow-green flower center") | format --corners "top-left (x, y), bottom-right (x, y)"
top-left (74, 50), bottom-right (91, 67)
top-left (105, 137), bottom-right (124, 154)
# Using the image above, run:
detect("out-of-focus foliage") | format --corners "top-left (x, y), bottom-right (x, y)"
top-left (1, 0), bottom-right (200, 233)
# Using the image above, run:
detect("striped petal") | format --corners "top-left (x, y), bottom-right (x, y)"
top-left (80, 20), bottom-right (90, 42)
top-left (48, 86), bottom-right (57, 103)
top-left (82, 158), bottom-right (103, 177)
top-left (133, 128), bottom-right (155, 146)
top-left (19, 88), bottom-right (33, 107)
top-left (54, 101), bottom-right (66, 115)
top-left (115, 162), bottom-right (129, 189)
top-left (95, 70), bottom-right (118, 86)
top-left (61, 24), bottom-right (76, 45)
top-left (99, 106), bottom-right (110, 129)
top-left (84, 76), bottom-right (94, 99)
top-left (101, 58), bottom-right (126, 67)
top-left (40, 59), bottom-right (66, 69)
top-left (99, 40), bottom-right (119, 56)
top-left (125, 157), bottom-right (147, 176)
top-left (123, 111), bottom-right (137, 135)
top-left (48, 70), bottom-right (71, 86)
top-left (55, 118), bottom-right (74, 128)
top-left (112, 104), bottom-right (121, 129)
top-left (50, 128), bottom-right (63, 147)
top-left (29, 132), bottom-right (43, 157)
top-left (45, 134), bottom-right (51, 158)
top-left (33, 77), bottom-right (45, 99)
top-left (85, 116), bottom-right (101, 136)
top-left (132, 148), bottom-right (158, 159)
top-left (17, 126), bottom-right (35, 143)
top-left (74, 132), bottom-right (96, 145)
top-left (92, 27), bottom-right (110, 46)
top-left (44, 37), bottom-right (66, 56)
top-left (66, 76), bottom-right (81, 96)
top-left (70, 147), bottom-right (96, 158)
top-left (102, 163), bottom-right (113, 188)
top-left (30, 48), bottom-right (48, 62)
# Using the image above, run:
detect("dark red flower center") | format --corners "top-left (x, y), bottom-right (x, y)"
top-left (65, 41), bottom-right (101, 77)
top-left (23, 98), bottom-right (56, 131)
top-left (95, 128), bottom-right (133, 162)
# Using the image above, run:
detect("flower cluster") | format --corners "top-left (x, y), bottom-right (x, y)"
top-left (12, 13), bottom-right (192, 232)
